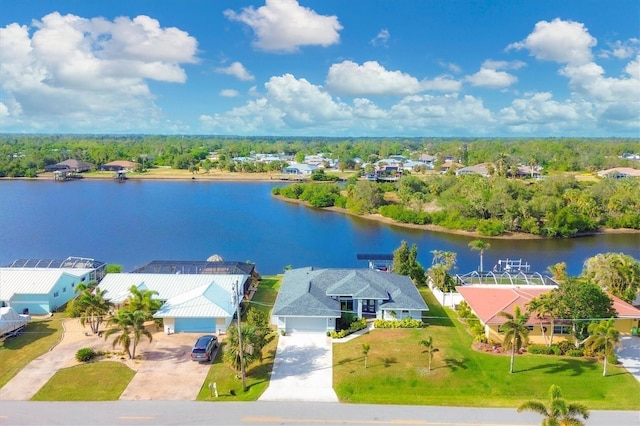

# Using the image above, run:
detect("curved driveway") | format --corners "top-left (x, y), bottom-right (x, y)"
top-left (0, 319), bottom-right (212, 401)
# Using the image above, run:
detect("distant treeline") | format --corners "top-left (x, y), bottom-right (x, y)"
top-left (272, 174), bottom-right (640, 237)
top-left (0, 134), bottom-right (638, 178)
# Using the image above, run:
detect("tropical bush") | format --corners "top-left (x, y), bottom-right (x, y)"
top-left (75, 347), bottom-right (97, 362)
top-left (330, 318), bottom-right (368, 338)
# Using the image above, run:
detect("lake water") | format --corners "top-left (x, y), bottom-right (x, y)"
top-left (0, 180), bottom-right (638, 276)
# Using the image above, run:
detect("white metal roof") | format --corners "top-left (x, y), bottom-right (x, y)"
top-left (153, 283), bottom-right (233, 318)
top-left (0, 268), bottom-right (93, 300)
top-left (97, 273), bottom-right (247, 304)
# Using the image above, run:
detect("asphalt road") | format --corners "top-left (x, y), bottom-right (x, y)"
top-left (0, 401), bottom-right (638, 426)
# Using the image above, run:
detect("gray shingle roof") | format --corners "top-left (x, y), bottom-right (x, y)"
top-left (272, 267), bottom-right (428, 317)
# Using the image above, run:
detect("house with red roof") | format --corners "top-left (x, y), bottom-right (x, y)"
top-left (456, 285), bottom-right (640, 345)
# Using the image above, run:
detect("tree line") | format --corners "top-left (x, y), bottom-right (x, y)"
top-left (272, 171), bottom-right (640, 236)
top-left (0, 134), bottom-right (637, 177)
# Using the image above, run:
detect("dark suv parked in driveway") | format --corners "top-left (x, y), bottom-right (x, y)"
top-left (190, 335), bottom-right (218, 362)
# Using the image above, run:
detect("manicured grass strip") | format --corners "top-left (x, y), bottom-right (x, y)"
top-left (0, 314), bottom-right (64, 389)
top-left (31, 361), bottom-right (135, 401)
top-left (248, 275), bottom-right (281, 316)
top-left (333, 288), bottom-right (640, 410)
top-left (197, 275), bottom-right (281, 401)
top-left (197, 337), bottom-right (279, 401)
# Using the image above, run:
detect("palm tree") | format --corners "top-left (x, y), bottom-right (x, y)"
top-left (527, 292), bottom-right (558, 347)
top-left (223, 322), bottom-right (261, 374)
top-left (362, 343), bottom-right (371, 369)
top-left (498, 306), bottom-right (530, 374)
top-left (104, 310), bottom-right (153, 359)
top-left (124, 285), bottom-right (162, 315)
top-left (77, 287), bottom-right (113, 335)
top-left (468, 240), bottom-right (490, 272)
top-left (517, 384), bottom-right (589, 426)
top-left (420, 336), bottom-right (439, 373)
top-left (584, 318), bottom-right (620, 377)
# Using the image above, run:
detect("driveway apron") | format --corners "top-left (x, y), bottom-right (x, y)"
top-left (259, 333), bottom-right (338, 402)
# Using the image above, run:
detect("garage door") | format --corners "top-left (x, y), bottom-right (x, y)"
top-left (286, 317), bottom-right (326, 333)
top-left (174, 318), bottom-right (216, 333)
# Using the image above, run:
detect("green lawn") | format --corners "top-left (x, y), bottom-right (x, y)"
top-left (0, 314), bottom-right (64, 388)
top-left (333, 288), bottom-right (640, 409)
top-left (196, 275), bottom-right (282, 401)
top-left (31, 362), bottom-right (135, 401)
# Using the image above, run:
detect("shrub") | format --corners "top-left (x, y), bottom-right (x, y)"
top-left (567, 349), bottom-right (584, 357)
top-left (557, 340), bottom-right (575, 355)
top-left (330, 318), bottom-right (368, 339)
top-left (373, 317), bottom-right (424, 329)
top-left (607, 353), bottom-right (618, 365)
top-left (477, 219), bottom-right (506, 236)
top-left (550, 344), bottom-right (562, 355)
top-left (75, 347), bottom-right (97, 362)
top-left (528, 344), bottom-right (554, 355)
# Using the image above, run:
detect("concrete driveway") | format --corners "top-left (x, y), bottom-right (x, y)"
top-left (617, 335), bottom-right (640, 382)
top-left (0, 318), bottom-right (213, 401)
top-left (259, 332), bottom-right (338, 402)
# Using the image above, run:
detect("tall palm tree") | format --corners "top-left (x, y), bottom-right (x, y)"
top-left (527, 292), bottom-right (558, 347)
top-left (104, 309), bottom-right (153, 359)
top-left (420, 336), bottom-right (439, 373)
top-left (498, 306), bottom-right (530, 374)
top-left (584, 318), bottom-right (620, 377)
top-left (468, 239), bottom-right (490, 272)
top-left (517, 384), bottom-right (589, 426)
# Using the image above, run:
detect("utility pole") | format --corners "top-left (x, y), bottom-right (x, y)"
top-left (233, 280), bottom-right (246, 391)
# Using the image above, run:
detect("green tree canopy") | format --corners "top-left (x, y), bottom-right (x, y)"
top-left (552, 279), bottom-right (616, 342)
top-left (582, 252), bottom-right (640, 304)
top-left (392, 240), bottom-right (426, 285)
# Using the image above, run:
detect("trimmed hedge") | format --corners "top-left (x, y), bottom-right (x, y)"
top-left (373, 318), bottom-right (424, 329)
top-left (330, 318), bottom-right (368, 339)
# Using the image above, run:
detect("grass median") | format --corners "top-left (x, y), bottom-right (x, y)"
top-left (333, 288), bottom-right (640, 409)
top-left (31, 362), bottom-right (135, 401)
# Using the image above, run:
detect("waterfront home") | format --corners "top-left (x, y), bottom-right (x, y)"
top-left (0, 257), bottom-right (106, 315)
top-left (97, 260), bottom-right (255, 334)
top-left (44, 159), bottom-right (95, 173)
top-left (271, 267), bottom-right (428, 334)
top-left (100, 160), bottom-right (138, 172)
top-left (597, 167), bottom-right (640, 179)
top-left (455, 286), bottom-right (640, 345)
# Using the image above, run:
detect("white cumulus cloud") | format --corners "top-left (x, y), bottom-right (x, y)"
top-left (215, 62), bottom-right (255, 81)
top-left (224, 0), bottom-right (342, 53)
top-left (466, 68), bottom-right (518, 89)
top-left (325, 60), bottom-right (422, 96)
top-left (0, 12), bottom-right (198, 132)
top-left (507, 18), bottom-right (596, 65)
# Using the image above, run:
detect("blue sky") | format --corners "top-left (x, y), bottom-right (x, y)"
top-left (1, 0), bottom-right (638, 137)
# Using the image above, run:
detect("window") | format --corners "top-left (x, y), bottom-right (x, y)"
top-left (553, 325), bottom-right (572, 335)
top-left (526, 325), bottom-right (534, 331)
top-left (54, 291), bottom-right (59, 298)
top-left (340, 299), bottom-right (354, 312)
top-left (62, 287), bottom-right (66, 293)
